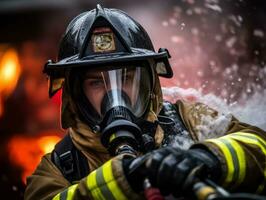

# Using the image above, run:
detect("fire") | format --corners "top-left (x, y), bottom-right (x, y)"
top-left (38, 136), bottom-right (61, 155)
top-left (7, 134), bottom-right (61, 184)
top-left (0, 48), bottom-right (21, 117)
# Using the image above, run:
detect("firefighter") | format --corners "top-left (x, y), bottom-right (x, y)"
top-left (25, 5), bottom-right (266, 200)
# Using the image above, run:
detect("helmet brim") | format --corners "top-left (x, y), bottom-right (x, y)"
top-left (44, 48), bottom-right (173, 78)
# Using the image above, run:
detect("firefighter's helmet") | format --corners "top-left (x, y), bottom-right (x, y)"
top-left (44, 4), bottom-right (173, 130)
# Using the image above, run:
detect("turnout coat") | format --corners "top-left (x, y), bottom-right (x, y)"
top-left (25, 99), bottom-right (266, 200)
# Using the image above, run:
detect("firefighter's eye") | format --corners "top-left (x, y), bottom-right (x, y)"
top-left (87, 79), bottom-right (105, 88)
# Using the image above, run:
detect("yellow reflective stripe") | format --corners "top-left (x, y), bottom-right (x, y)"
top-left (102, 160), bottom-right (128, 200)
top-left (228, 133), bottom-right (266, 155)
top-left (66, 184), bottom-right (78, 200)
top-left (206, 137), bottom-right (246, 188)
top-left (228, 132), bottom-right (266, 193)
top-left (231, 139), bottom-right (246, 187)
top-left (52, 184), bottom-right (78, 200)
top-left (87, 160), bottom-right (128, 200)
top-left (221, 136), bottom-right (246, 188)
top-left (52, 193), bottom-right (60, 200)
top-left (231, 132), bottom-right (266, 155)
top-left (87, 170), bottom-right (106, 200)
top-left (206, 139), bottom-right (235, 187)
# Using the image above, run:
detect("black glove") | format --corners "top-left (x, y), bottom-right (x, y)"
top-left (123, 147), bottom-right (221, 196)
top-left (123, 147), bottom-right (175, 192)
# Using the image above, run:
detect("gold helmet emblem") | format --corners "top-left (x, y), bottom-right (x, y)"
top-left (92, 27), bottom-right (116, 52)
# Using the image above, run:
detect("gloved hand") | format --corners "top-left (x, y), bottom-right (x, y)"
top-left (123, 147), bottom-right (221, 196)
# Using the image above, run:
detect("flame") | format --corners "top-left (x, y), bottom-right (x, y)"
top-left (0, 48), bottom-right (21, 117)
top-left (8, 134), bottom-right (61, 183)
top-left (38, 136), bottom-right (61, 154)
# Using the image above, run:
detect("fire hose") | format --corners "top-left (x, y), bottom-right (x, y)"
top-left (103, 129), bottom-right (266, 200)
top-left (100, 106), bottom-right (265, 200)
top-left (191, 179), bottom-right (266, 200)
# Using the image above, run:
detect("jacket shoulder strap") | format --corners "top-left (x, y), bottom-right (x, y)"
top-left (159, 101), bottom-right (191, 146)
top-left (51, 133), bottom-right (89, 183)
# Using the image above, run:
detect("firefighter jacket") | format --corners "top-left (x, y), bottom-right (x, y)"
top-left (24, 99), bottom-right (266, 200)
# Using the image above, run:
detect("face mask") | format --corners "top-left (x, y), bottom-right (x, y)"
top-left (83, 65), bottom-right (152, 125)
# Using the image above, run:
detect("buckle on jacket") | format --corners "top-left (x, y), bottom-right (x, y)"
top-left (59, 151), bottom-right (74, 175)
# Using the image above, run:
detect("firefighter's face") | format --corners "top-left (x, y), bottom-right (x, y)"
top-left (82, 66), bottom-right (152, 119)
top-left (83, 68), bottom-right (136, 115)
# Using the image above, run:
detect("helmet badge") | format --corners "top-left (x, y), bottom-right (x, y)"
top-left (92, 27), bottom-right (116, 53)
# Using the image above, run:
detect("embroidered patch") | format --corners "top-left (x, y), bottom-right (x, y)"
top-left (92, 27), bottom-right (116, 53)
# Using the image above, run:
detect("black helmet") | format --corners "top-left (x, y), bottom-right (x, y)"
top-left (44, 4), bottom-right (172, 96)
top-left (43, 4), bottom-right (173, 130)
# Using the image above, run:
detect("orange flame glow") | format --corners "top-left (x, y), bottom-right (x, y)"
top-left (8, 134), bottom-right (61, 183)
top-left (0, 48), bottom-right (21, 117)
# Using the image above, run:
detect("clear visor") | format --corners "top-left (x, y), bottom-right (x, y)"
top-left (83, 66), bottom-right (151, 121)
